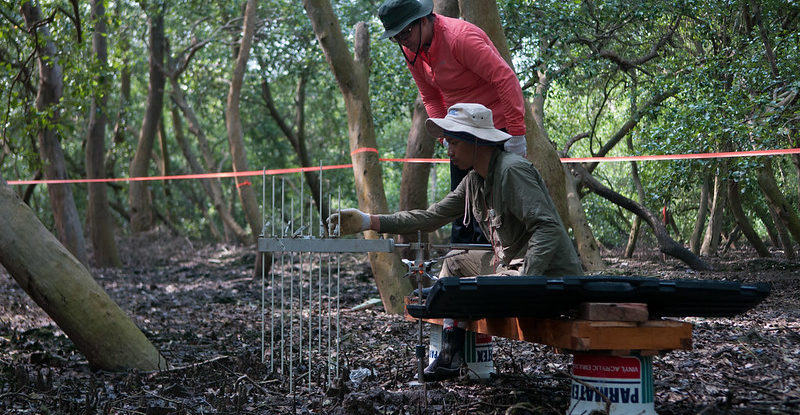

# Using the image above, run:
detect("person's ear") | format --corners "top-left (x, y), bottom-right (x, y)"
top-left (420, 15), bottom-right (432, 32)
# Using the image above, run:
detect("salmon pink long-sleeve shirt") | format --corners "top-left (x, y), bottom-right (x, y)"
top-left (404, 15), bottom-right (526, 136)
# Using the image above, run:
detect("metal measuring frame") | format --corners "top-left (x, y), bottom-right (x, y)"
top-left (257, 165), bottom-right (496, 393)
top-left (260, 231), bottom-right (492, 387)
top-left (258, 237), bottom-right (396, 253)
top-left (258, 161), bottom-right (408, 393)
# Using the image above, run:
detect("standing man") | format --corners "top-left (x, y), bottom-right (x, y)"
top-left (328, 103), bottom-right (582, 381)
top-left (377, 0), bottom-right (528, 244)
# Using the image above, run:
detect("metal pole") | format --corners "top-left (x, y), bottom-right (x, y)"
top-left (416, 231), bottom-right (426, 384)
top-left (261, 169), bottom-right (266, 365)
top-left (317, 163), bottom-right (323, 380)
top-left (336, 186), bottom-right (341, 379)
top-left (289, 196), bottom-right (294, 391)
top-left (280, 178), bottom-right (286, 376)
top-left (327, 193), bottom-right (333, 386)
top-left (308, 197), bottom-right (313, 388)
top-left (270, 176), bottom-right (276, 373)
top-left (318, 253), bottom-right (323, 358)
top-left (298, 178), bottom-right (304, 378)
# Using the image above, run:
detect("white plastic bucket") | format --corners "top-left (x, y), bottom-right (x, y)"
top-left (568, 354), bottom-right (656, 415)
top-left (429, 325), bottom-right (495, 380)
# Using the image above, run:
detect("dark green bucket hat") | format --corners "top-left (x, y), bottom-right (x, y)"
top-left (377, 0), bottom-right (433, 39)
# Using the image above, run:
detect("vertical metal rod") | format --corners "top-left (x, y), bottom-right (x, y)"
top-left (318, 161), bottom-right (324, 237)
top-left (298, 178), bottom-right (304, 378)
top-left (261, 169), bottom-right (266, 235)
top-left (289, 196), bottom-right (295, 392)
top-left (318, 163), bottom-right (323, 360)
top-left (298, 249), bottom-right (305, 384)
top-left (308, 197), bottom-right (313, 389)
top-left (327, 193), bottom-right (333, 386)
top-left (261, 169), bottom-right (266, 364)
top-left (261, 250), bottom-right (266, 363)
top-left (318, 249), bottom-right (323, 359)
top-left (417, 230), bottom-right (425, 384)
top-left (317, 162), bottom-right (323, 380)
top-left (280, 178), bottom-right (286, 376)
top-left (336, 186), bottom-right (341, 379)
top-left (430, 163), bottom-right (438, 205)
top-left (270, 176), bottom-right (276, 373)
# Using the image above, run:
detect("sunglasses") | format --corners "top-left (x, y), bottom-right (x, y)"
top-left (390, 21), bottom-right (417, 43)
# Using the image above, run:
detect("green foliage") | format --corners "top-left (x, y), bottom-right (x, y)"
top-left (499, 0), bottom-right (800, 246)
top-left (2, 0), bottom-right (798, 247)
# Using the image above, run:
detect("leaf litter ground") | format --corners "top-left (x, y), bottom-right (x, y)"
top-left (1, 229), bottom-right (799, 414)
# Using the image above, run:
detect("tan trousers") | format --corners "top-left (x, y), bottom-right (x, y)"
top-left (438, 249), bottom-right (522, 278)
top-left (437, 250), bottom-right (521, 329)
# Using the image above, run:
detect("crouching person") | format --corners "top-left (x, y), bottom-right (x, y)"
top-left (328, 103), bottom-right (583, 381)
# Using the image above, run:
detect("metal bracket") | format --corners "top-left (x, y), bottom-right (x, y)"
top-left (258, 237), bottom-right (395, 253)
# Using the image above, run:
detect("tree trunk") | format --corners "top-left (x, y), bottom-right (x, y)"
top-left (86, 0), bottom-right (121, 268)
top-left (750, 0), bottom-right (780, 78)
top-left (128, 6), bottom-right (166, 232)
top-left (769, 205), bottom-right (796, 260)
top-left (304, 1), bottom-right (412, 314)
top-left (155, 119), bottom-right (174, 227)
top-left (435, 0), bottom-right (459, 16)
top-left (226, 0), bottom-right (267, 278)
top-left (690, 174), bottom-right (711, 255)
top-left (169, 102), bottom-right (224, 241)
top-left (397, 96), bottom-right (433, 211)
top-left (792, 132), bottom-right (800, 198)
top-left (0, 176), bottom-right (166, 371)
top-left (157, 120), bottom-right (170, 189)
top-left (571, 163), bottom-right (711, 270)
top-left (793, 153), bottom-right (800, 201)
top-left (226, 0), bottom-right (260, 241)
top-left (624, 161), bottom-right (647, 258)
top-left (112, 33), bottom-right (131, 145)
top-left (563, 165), bottom-right (603, 271)
top-left (666, 210), bottom-right (681, 240)
top-left (459, 0), bottom-right (571, 228)
top-left (624, 215), bottom-right (642, 258)
top-left (757, 160), bottom-right (800, 244)
top-left (720, 225), bottom-right (741, 255)
top-left (752, 202), bottom-right (780, 248)
top-left (170, 81), bottom-right (249, 242)
top-left (700, 172), bottom-right (727, 257)
top-left (398, 96), bottom-right (434, 245)
top-left (727, 180), bottom-right (771, 257)
top-left (21, 2), bottom-right (88, 267)
top-left (260, 77), bottom-right (328, 217)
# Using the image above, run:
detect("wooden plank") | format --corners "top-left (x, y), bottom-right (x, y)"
top-left (404, 298), bottom-right (692, 353)
top-left (579, 302), bottom-right (649, 322)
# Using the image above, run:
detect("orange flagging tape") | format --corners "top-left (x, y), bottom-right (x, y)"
top-left (350, 147), bottom-right (379, 155)
top-left (559, 147), bottom-right (800, 163)
top-left (7, 148), bottom-right (798, 185)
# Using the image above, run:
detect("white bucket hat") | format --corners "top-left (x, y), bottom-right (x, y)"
top-left (425, 103), bottom-right (511, 143)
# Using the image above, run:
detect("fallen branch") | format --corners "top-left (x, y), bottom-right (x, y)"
top-left (146, 354), bottom-right (230, 378)
top-left (570, 163), bottom-right (712, 270)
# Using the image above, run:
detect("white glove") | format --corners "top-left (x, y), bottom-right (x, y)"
top-left (504, 135), bottom-right (527, 157)
top-left (327, 208), bottom-right (370, 236)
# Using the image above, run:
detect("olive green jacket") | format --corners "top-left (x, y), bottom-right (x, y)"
top-left (378, 150), bottom-right (583, 277)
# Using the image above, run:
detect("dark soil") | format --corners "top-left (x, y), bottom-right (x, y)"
top-left (1, 229), bottom-right (799, 414)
